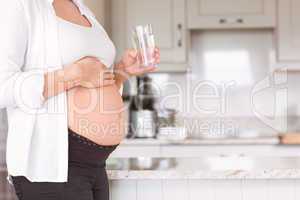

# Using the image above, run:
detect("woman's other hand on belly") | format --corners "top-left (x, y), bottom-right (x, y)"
top-left (43, 56), bottom-right (113, 100)
top-left (75, 56), bottom-right (116, 89)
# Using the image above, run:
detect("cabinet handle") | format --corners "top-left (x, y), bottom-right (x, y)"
top-left (219, 18), bottom-right (244, 24)
top-left (177, 23), bottom-right (183, 47)
top-left (236, 18), bottom-right (244, 23)
top-left (219, 18), bottom-right (227, 24)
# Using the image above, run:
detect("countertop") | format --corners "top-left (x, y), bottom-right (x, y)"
top-left (121, 136), bottom-right (280, 146)
top-left (106, 157), bottom-right (300, 180)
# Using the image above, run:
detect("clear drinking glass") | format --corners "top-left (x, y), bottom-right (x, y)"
top-left (132, 24), bottom-right (156, 67)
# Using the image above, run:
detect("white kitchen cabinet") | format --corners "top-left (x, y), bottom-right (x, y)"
top-left (109, 179), bottom-right (300, 200)
top-left (111, 0), bottom-right (188, 72)
top-left (187, 0), bottom-right (276, 29)
top-left (241, 180), bottom-right (268, 200)
top-left (111, 144), bottom-right (300, 158)
top-left (111, 145), bottom-right (161, 158)
top-left (110, 180), bottom-right (137, 200)
top-left (275, 0), bottom-right (300, 69)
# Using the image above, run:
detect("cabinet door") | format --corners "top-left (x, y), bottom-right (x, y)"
top-left (277, 0), bottom-right (300, 62)
top-left (187, 0), bottom-right (276, 29)
top-left (111, 0), bottom-right (187, 72)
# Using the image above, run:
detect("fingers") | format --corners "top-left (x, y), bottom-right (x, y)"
top-left (102, 71), bottom-right (116, 86)
top-left (121, 47), bottom-right (160, 76)
top-left (103, 72), bottom-right (115, 80)
top-left (128, 49), bottom-right (138, 58)
top-left (134, 66), bottom-right (157, 75)
top-left (152, 48), bottom-right (160, 64)
top-left (142, 66), bottom-right (157, 73)
top-left (154, 55), bottom-right (160, 64)
top-left (103, 79), bottom-right (116, 86)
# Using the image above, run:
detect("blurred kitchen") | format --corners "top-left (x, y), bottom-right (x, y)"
top-left (1, 0), bottom-right (300, 199)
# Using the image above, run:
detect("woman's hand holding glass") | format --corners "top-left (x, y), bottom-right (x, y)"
top-left (113, 48), bottom-right (160, 90)
top-left (115, 48), bottom-right (160, 78)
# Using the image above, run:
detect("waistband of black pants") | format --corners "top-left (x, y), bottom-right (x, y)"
top-left (68, 128), bottom-right (119, 150)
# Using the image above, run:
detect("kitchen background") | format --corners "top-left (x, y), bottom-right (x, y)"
top-left (1, 0), bottom-right (300, 199)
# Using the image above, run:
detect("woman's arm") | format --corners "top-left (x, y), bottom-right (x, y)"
top-left (43, 64), bottom-right (81, 100)
top-left (0, 0), bottom-right (46, 110)
top-left (43, 57), bottom-right (116, 100)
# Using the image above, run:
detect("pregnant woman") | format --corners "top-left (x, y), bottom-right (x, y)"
top-left (0, 0), bottom-right (159, 199)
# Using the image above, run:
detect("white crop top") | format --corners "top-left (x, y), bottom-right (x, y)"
top-left (57, 16), bottom-right (116, 68)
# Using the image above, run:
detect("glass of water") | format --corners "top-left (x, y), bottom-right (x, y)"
top-left (132, 24), bottom-right (156, 67)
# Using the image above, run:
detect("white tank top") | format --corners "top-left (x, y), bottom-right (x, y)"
top-left (57, 16), bottom-right (116, 68)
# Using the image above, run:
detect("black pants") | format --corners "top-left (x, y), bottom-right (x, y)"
top-left (12, 129), bottom-right (118, 200)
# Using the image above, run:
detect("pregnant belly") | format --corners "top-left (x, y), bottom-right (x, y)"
top-left (67, 85), bottom-right (125, 146)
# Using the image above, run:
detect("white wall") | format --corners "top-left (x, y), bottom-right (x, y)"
top-left (83, 0), bottom-right (111, 32)
top-left (151, 30), bottom-right (275, 117)
top-left (150, 30), bottom-right (298, 112)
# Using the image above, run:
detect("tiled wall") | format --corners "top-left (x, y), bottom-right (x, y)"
top-left (148, 30), bottom-right (300, 133)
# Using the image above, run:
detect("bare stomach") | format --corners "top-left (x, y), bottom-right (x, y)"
top-left (67, 85), bottom-right (125, 146)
